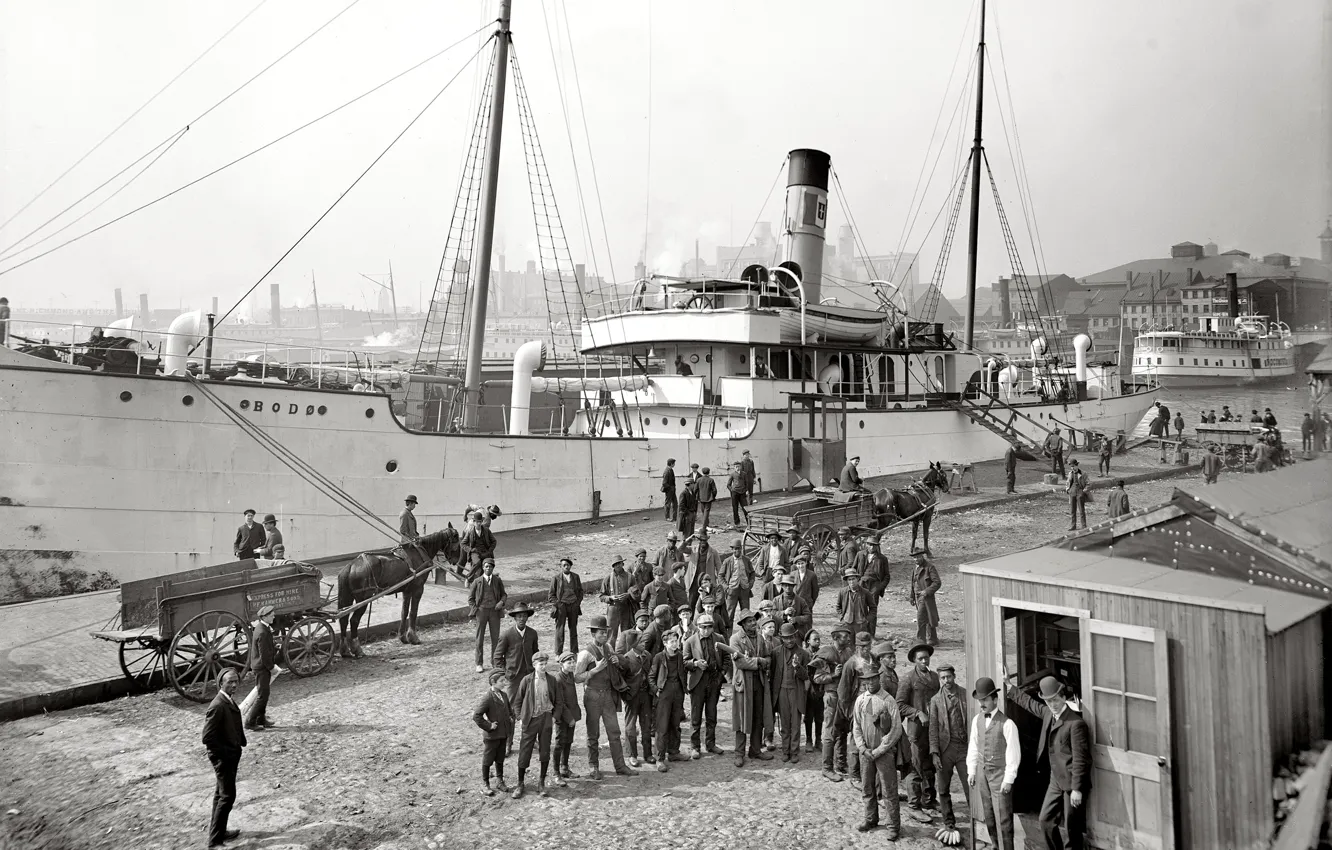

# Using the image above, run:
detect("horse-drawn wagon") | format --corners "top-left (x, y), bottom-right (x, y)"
top-left (1195, 423), bottom-right (1292, 471)
top-left (91, 558), bottom-right (340, 702)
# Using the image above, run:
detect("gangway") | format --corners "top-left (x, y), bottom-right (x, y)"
top-left (946, 387), bottom-right (1057, 453)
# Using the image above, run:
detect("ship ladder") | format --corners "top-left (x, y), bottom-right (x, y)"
top-left (946, 388), bottom-right (1056, 454)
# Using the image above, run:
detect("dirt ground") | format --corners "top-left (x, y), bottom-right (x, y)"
top-left (0, 470), bottom-right (1187, 850)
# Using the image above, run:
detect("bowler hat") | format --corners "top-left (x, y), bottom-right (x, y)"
top-left (778, 622), bottom-right (797, 638)
top-left (855, 632), bottom-right (872, 646)
top-left (908, 642), bottom-right (934, 661)
top-left (1037, 675), bottom-right (1064, 700)
top-left (263, 513), bottom-right (277, 524)
top-left (508, 603), bottom-right (535, 617)
top-left (735, 608), bottom-right (756, 624)
top-left (730, 539), bottom-right (744, 549)
top-left (405, 494), bottom-right (418, 503)
top-left (972, 676), bottom-right (999, 699)
top-left (588, 614), bottom-right (610, 631)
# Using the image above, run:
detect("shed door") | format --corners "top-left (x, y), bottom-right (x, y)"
top-left (1082, 619), bottom-right (1174, 850)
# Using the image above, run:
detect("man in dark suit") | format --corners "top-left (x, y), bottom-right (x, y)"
top-left (493, 603), bottom-right (540, 755)
top-left (839, 456), bottom-right (865, 492)
top-left (1007, 675), bottom-right (1092, 850)
top-left (695, 466), bottom-right (718, 530)
top-left (548, 557), bottom-right (583, 656)
top-left (473, 669), bottom-right (515, 795)
top-left (661, 458), bottom-right (678, 521)
top-left (682, 612), bottom-right (729, 759)
top-left (245, 605), bottom-right (277, 730)
top-left (233, 509), bottom-right (265, 559)
top-left (468, 559), bottom-right (507, 673)
top-left (649, 629), bottom-right (688, 770)
top-left (202, 669), bottom-right (246, 848)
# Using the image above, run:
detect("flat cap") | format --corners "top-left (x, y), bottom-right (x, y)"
top-left (855, 631), bottom-right (873, 646)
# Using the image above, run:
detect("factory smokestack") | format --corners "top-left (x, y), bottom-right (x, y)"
top-left (997, 277), bottom-right (1012, 327)
top-left (1226, 272), bottom-right (1239, 319)
top-left (782, 149), bottom-right (830, 305)
top-left (270, 284), bottom-right (281, 327)
top-left (114, 288), bottom-right (124, 319)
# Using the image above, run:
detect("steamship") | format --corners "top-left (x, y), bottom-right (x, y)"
top-left (0, 6), bottom-right (1157, 588)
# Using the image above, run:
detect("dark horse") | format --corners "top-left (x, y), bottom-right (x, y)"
top-left (337, 526), bottom-right (462, 658)
top-left (871, 462), bottom-right (949, 556)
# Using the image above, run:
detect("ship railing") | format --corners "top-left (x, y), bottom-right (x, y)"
top-left (582, 273), bottom-right (803, 320)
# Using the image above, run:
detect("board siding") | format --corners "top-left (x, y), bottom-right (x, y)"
top-left (965, 572), bottom-right (1279, 850)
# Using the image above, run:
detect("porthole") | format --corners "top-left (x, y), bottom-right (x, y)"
top-left (119, 391), bottom-right (133, 402)
top-left (740, 354), bottom-right (747, 364)
top-left (705, 354), bottom-right (712, 363)
top-left (724, 420), bottom-right (730, 428)
top-left (386, 460), bottom-right (398, 473)
top-left (776, 421), bottom-right (784, 431)
top-left (240, 400), bottom-right (250, 410)
top-left (859, 420), bottom-right (865, 429)
top-left (365, 408), bottom-right (375, 418)
top-left (689, 354), bottom-right (700, 364)
top-left (662, 417), bottom-right (669, 426)
top-left (643, 417), bottom-right (650, 426)
top-left (182, 395), bottom-right (194, 406)
top-left (680, 418), bottom-right (687, 426)
top-left (317, 405), bottom-right (328, 416)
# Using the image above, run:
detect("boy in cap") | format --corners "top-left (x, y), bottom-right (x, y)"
top-left (771, 621), bottom-right (811, 762)
top-left (676, 604), bottom-right (697, 641)
top-left (851, 668), bottom-right (903, 837)
top-left (897, 643), bottom-right (941, 812)
top-left (473, 669), bottom-right (514, 796)
top-left (967, 676), bottom-right (1020, 850)
top-left (512, 650), bottom-right (563, 798)
top-left (838, 632), bottom-right (878, 784)
top-left (696, 592), bottom-right (729, 641)
top-left (728, 609), bottom-right (775, 767)
top-left (662, 457), bottom-right (678, 522)
top-left (650, 629), bottom-right (688, 769)
top-left (548, 556), bottom-right (584, 656)
top-left (552, 651), bottom-right (581, 783)
top-left (600, 554), bottom-right (634, 645)
top-left (616, 628), bottom-right (654, 767)
top-left (928, 664), bottom-right (970, 835)
top-left (814, 623), bottom-right (853, 781)
top-left (683, 612), bottom-right (730, 759)
top-left (245, 605), bottom-right (278, 730)
top-left (776, 572), bottom-right (813, 639)
top-left (684, 530), bottom-right (721, 609)
top-left (574, 615), bottom-right (637, 780)
top-left (836, 567), bottom-right (873, 643)
top-left (719, 538), bottom-right (753, 625)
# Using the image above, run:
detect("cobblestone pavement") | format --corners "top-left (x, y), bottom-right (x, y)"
top-left (0, 471), bottom-right (1189, 850)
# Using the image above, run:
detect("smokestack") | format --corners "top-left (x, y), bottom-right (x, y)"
top-left (270, 283), bottom-right (281, 327)
top-left (1226, 272), bottom-right (1239, 318)
top-left (782, 148), bottom-right (830, 305)
top-left (997, 277), bottom-right (1012, 327)
top-left (139, 294), bottom-right (149, 321)
top-left (114, 288), bottom-right (124, 319)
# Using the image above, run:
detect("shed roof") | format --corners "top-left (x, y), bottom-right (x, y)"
top-left (1175, 458), bottom-right (1332, 568)
top-left (1307, 344), bottom-right (1332, 376)
top-left (961, 548), bottom-right (1329, 633)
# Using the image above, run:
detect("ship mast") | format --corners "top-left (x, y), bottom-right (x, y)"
top-left (460, 0), bottom-right (512, 430)
top-left (962, 0), bottom-right (987, 348)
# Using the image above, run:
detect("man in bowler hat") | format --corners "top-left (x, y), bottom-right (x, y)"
top-left (967, 676), bottom-right (1021, 850)
top-left (202, 669), bottom-right (246, 847)
top-left (1006, 675), bottom-right (1090, 850)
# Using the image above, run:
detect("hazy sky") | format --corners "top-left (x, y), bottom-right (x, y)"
top-left (0, 0), bottom-right (1324, 317)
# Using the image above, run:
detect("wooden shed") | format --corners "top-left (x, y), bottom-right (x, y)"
top-left (961, 548), bottom-right (1329, 850)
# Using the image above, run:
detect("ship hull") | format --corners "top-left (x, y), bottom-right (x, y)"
top-left (0, 360), bottom-right (1156, 588)
top-left (1131, 366), bottom-right (1295, 389)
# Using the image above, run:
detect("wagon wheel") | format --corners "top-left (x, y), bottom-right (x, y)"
top-left (283, 616), bottom-right (336, 678)
top-left (1204, 441), bottom-right (1223, 459)
top-left (167, 610), bottom-right (252, 703)
top-left (1224, 446), bottom-right (1245, 471)
top-left (804, 523), bottom-right (838, 582)
top-left (118, 638), bottom-right (168, 691)
top-left (741, 530), bottom-right (766, 563)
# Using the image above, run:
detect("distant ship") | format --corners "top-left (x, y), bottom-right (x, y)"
top-left (0, 1), bottom-right (1156, 587)
top-left (1132, 314), bottom-right (1293, 388)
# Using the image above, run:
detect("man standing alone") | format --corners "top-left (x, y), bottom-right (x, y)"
top-left (233, 509), bottom-right (265, 560)
top-left (548, 557), bottom-right (584, 656)
top-left (1043, 429), bottom-right (1066, 480)
top-left (245, 605), bottom-right (277, 730)
top-left (908, 551), bottom-right (941, 646)
top-left (696, 466), bottom-right (718, 530)
top-left (740, 449), bottom-right (757, 505)
top-left (468, 559), bottom-right (507, 673)
top-left (661, 458), bottom-right (678, 522)
top-left (1106, 479), bottom-right (1131, 519)
top-left (399, 495), bottom-right (419, 543)
top-left (1065, 459), bottom-right (1089, 531)
top-left (202, 669), bottom-right (246, 848)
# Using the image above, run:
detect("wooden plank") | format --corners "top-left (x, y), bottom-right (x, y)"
top-left (89, 627), bottom-right (157, 642)
top-left (1271, 744), bottom-right (1332, 850)
top-left (1091, 743), bottom-right (1159, 781)
top-left (990, 597), bottom-right (1090, 619)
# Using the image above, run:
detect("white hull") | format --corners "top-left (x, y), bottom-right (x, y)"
top-left (0, 358), bottom-right (1156, 586)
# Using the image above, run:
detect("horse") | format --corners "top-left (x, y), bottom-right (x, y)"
top-left (336, 526), bottom-right (462, 658)
top-left (871, 461), bottom-right (949, 556)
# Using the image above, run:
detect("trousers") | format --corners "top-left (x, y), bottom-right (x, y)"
top-left (517, 712), bottom-right (553, 779)
top-left (1068, 494), bottom-right (1087, 528)
top-left (777, 687), bottom-right (804, 757)
top-left (473, 608), bottom-right (501, 667)
top-left (247, 667), bottom-right (271, 726)
top-left (904, 722), bottom-right (937, 807)
top-left (1098, 454), bottom-right (1110, 475)
top-left (481, 738), bottom-right (506, 781)
top-left (1039, 785), bottom-right (1087, 850)
top-left (207, 753), bottom-right (239, 847)
top-left (688, 675), bottom-right (722, 750)
top-left (804, 687), bottom-right (824, 747)
top-left (730, 491), bottom-right (749, 525)
top-left (934, 745), bottom-right (970, 829)
top-left (555, 720), bottom-right (576, 770)
top-left (553, 605), bottom-right (579, 656)
top-left (915, 599), bottom-right (938, 645)
top-left (725, 587), bottom-right (750, 628)
top-left (698, 500), bottom-right (713, 530)
top-left (1050, 452), bottom-right (1065, 479)
top-left (606, 605), bottom-right (632, 647)
top-left (822, 692), bottom-right (847, 772)
top-left (655, 680), bottom-right (685, 757)
top-left (583, 687), bottom-right (628, 769)
top-left (1006, 468), bottom-right (1017, 493)
top-left (623, 689), bottom-right (654, 761)
top-left (664, 489), bottom-right (678, 521)
top-left (978, 765), bottom-right (1015, 850)
top-left (861, 751), bottom-right (901, 831)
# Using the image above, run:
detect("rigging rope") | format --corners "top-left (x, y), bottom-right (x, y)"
top-left (0, 0), bottom-right (270, 235)
top-left (917, 158), bottom-right (971, 323)
top-left (0, 22), bottom-right (496, 278)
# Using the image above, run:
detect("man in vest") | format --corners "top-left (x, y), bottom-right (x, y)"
top-left (851, 668), bottom-right (903, 838)
top-left (966, 676), bottom-right (1020, 850)
top-left (719, 538), bottom-right (753, 625)
top-left (468, 559), bottom-right (507, 673)
top-left (928, 664), bottom-right (970, 837)
top-left (574, 615), bottom-right (638, 780)
top-left (548, 557), bottom-right (584, 656)
top-left (599, 555), bottom-right (634, 645)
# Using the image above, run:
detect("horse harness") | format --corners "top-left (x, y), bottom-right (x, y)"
top-left (350, 541), bottom-right (431, 597)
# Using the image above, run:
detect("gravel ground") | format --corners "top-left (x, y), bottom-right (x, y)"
top-left (0, 473), bottom-right (1187, 850)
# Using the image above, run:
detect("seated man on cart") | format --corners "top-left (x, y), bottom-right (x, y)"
top-left (839, 456), bottom-right (867, 493)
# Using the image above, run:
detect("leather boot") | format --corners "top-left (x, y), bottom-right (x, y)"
top-left (734, 733), bottom-right (747, 767)
top-left (511, 781), bottom-right (525, 799)
top-left (537, 777), bottom-right (549, 798)
top-left (588, 759), bottom-right (603, 781)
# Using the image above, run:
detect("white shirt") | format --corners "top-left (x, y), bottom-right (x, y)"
top-left (966, 711), bottom-right (1022, 786)
top-left (768, 544), bottom-right (783, 566)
